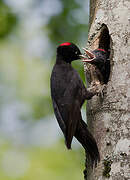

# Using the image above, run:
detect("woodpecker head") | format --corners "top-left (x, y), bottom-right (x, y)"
top-left (57, 42), bottom-right (81, 63)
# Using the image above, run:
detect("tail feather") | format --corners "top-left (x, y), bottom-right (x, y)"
top-left (75, 120), bottom-right (100, 167)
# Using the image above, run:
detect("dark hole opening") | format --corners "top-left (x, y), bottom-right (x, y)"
top-left (98, 24), bottom-right (111, 84)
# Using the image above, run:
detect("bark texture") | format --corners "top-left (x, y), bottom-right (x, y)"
top-left (84, 0), bottom-right (130, 179)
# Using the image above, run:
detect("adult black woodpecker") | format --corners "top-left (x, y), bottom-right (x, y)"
top-left (50, 42), bottom-right (100, 167)
top-left (82, 48), bottom-right (110, 84)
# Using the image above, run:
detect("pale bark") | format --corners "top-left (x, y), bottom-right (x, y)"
top-left (84, 0), bottom-right (130, 179)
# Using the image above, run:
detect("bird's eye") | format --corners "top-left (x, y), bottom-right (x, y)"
top-left (75, 51), bottom-right (78, 54)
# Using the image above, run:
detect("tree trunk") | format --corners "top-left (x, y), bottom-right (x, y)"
top-left (84, 0), bottom-right (130, 179)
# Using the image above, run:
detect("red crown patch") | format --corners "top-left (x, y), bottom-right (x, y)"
top-left (59, 42), bottom-right (71, 46)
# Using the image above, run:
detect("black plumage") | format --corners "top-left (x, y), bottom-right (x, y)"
top-left (50, 42), bottom-right (100, 166)
top-left (82, 48), bottom-right (110, 84)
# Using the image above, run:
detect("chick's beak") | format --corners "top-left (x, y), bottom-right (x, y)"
top-left (80, 48), bottom-right (96, 62)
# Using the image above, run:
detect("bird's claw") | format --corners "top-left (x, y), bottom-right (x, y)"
top-left (97, 84), bottom-right (107, 98)
top-left (88, 82), bottom-right (106, 98)
top-left (95, 84), bottom-right (107, 98)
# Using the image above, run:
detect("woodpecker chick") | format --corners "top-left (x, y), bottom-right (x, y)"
top-left (50, 42), bottom-right (100, 167)
top-left (82, 48), bottom-right (110, 84)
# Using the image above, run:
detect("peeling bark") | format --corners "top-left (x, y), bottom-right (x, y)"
top-left (84, 0), bottom-right (130, 179)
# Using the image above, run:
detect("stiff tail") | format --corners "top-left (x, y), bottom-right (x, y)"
top-left (75, 120), bottom-right (100, 167)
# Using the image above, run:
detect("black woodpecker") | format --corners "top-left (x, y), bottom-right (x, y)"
top-left (50, 42), bottom-right (100, 166)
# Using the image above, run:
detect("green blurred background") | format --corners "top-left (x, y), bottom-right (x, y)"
top-left (0, 0), bottom-right (90, 179)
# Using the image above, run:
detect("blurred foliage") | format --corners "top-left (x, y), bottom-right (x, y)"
top-left (0, 140), bottom-right (84, 180)
top-left (0, 43), bottom-right (53, 120)
top-left (72, 61), bottom-right (86, 82)
top-left (47, 0), bottom-right (89, 46)
top-left (0, 0), bottom-right (17, 39)
top-left (0, 0), bottom-right (90, 179)
top-left (47, 0), bottom-right (89, 82)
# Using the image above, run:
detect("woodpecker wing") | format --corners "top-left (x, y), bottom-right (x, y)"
top-left (52, 98), bottom-right (66, 135)
top-left (65, 99), bottom-right (81, 149)
top-left (52, 97), bottom-right (79, 149)
top-left (51, 64), bottom-right (85, 149)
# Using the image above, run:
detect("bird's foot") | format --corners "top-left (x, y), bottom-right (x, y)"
top-left (88, 82), bottom-right (107, 98)
top-left (95, 84), bottom-right (107, 98)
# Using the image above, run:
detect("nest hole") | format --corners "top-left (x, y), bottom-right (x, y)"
top-left (99, 24), bottom-right (110, 52)
top-left (98, 24), bottom-right (111, 84)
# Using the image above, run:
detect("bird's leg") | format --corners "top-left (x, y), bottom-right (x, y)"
top-left (98, 84), bottom-right (107, 98)
top-left (88, 82), bottom-right (107, 98)
top-left (87, 81), bottom-right (100, 95)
